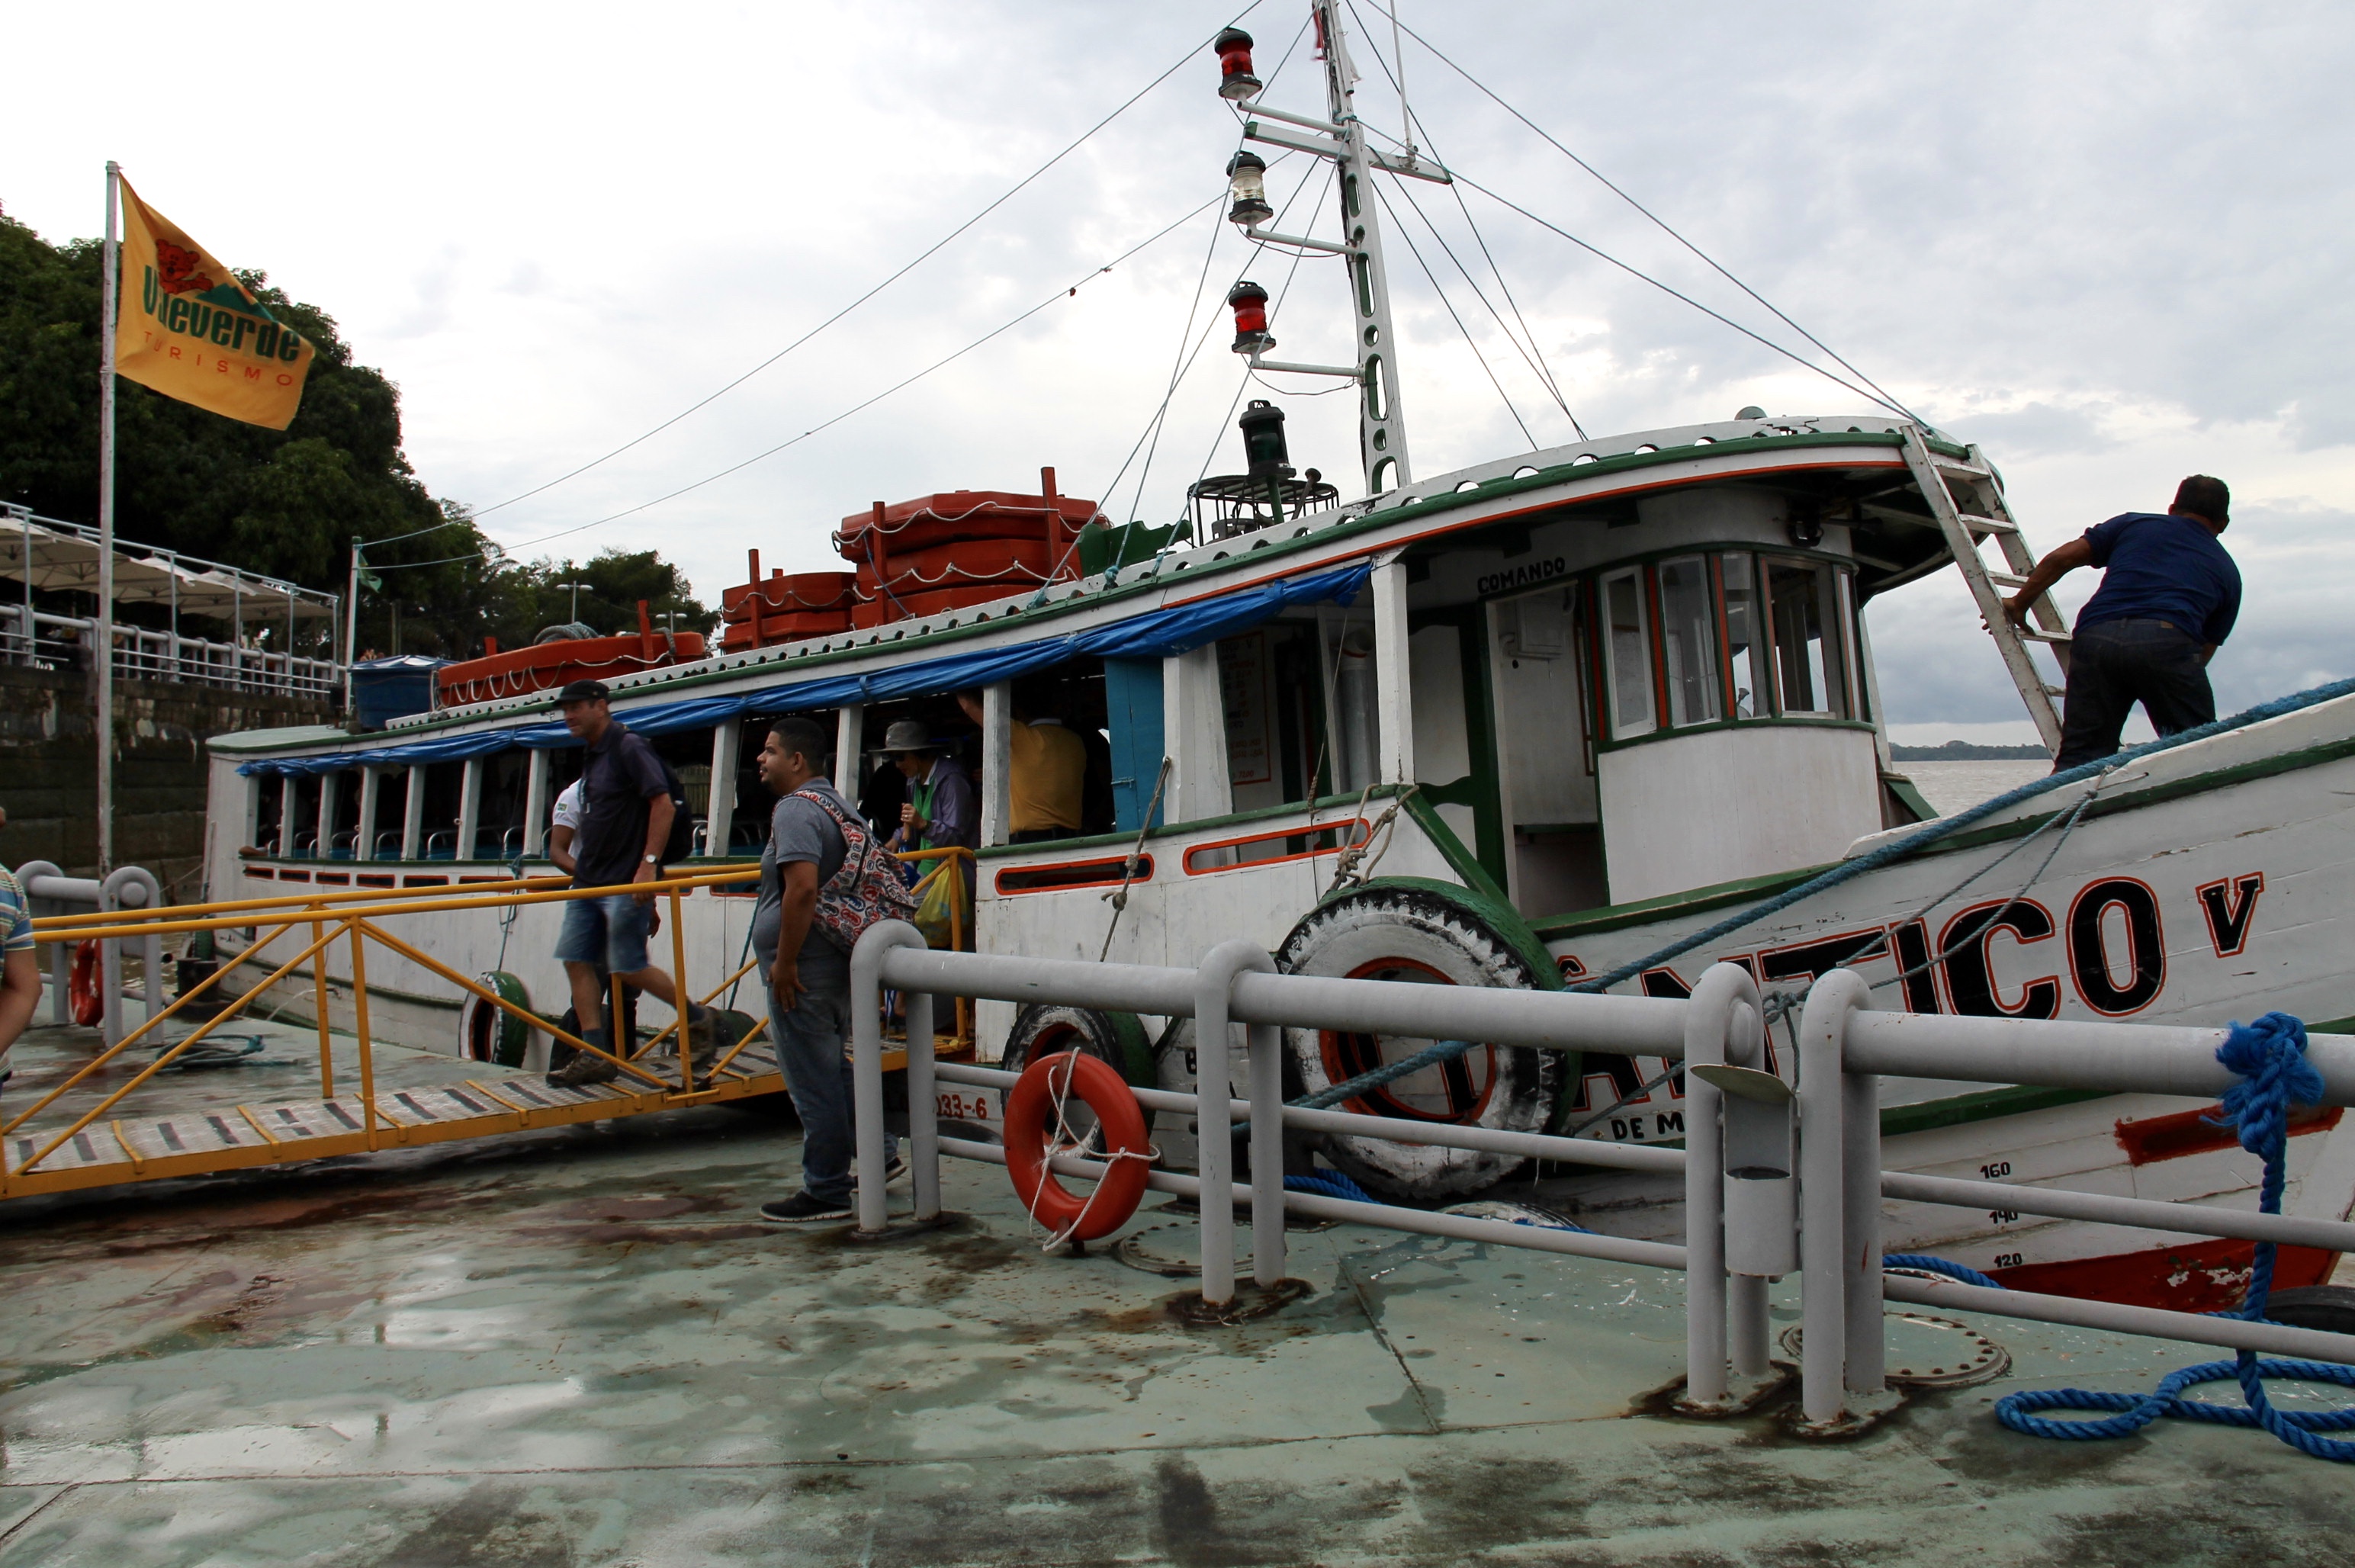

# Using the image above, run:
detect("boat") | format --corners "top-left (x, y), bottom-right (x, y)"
top-left (198, 1), bottom-right (2355, 1322)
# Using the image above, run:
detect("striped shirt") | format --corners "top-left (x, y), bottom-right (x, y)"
top-left (0, 868), bottom-right (31, 955)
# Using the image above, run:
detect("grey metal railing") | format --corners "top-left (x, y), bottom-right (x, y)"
top-left (847, 929), bottom-right (2355, 1423)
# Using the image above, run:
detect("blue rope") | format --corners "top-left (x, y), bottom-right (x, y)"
top-left (1567, 673), bottom-right (2355, 997)
top-left (1884, 1254), bottom-right (2006, 1290)
top-left (1286, 1171), bottom-right (1376, 1204)
top-left (1995, 1012), bottom-right (2355, 1461)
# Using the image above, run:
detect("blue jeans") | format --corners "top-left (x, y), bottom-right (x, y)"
top-left (766, 961), bottom-right (893, 1205)
top-left (554, 894), bottom-right (651, 975)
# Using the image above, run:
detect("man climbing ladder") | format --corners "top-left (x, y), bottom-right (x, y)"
top-left (2003, 475), bottom-right (2241, 773)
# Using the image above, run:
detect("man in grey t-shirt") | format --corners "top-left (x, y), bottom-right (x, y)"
top-left (753, 715), bottom-right (898, 1224)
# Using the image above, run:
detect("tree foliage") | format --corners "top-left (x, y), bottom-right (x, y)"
top-left (0, 207), bottom-right (712, 660)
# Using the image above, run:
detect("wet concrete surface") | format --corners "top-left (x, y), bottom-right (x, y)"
top-left (0, 1069), bottom-right (2350, 1565)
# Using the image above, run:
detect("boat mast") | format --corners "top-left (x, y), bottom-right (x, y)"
top-left (1226, 1), bottom-right (1446, 495)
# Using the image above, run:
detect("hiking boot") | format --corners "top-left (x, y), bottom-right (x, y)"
top-left (548, 1033), bottom-right (619, 1088)
top-left (760, 1191), bottom-right (854, 1226)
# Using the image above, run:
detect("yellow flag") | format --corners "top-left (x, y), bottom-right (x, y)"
top-left (114, 178), bottom-right (314, 430)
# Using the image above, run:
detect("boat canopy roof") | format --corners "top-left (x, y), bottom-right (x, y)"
top-left (220, 413), bottom-right (1973, 774)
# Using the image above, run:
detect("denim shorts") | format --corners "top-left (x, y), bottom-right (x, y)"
top-left (554, 893), bottom-right (651, 974)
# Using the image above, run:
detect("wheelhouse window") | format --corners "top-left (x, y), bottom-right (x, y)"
top-left (1654, 556), bottom-right (1720, 728)
top-left (1598, 568), bottom-right (1656, 738)
top-left (1765, 557), bottom-right (1850, 718)
top-left (1576, 550), bottom-right (1862, 744)
top-left (1720, 554), bottom-right (1770, 718)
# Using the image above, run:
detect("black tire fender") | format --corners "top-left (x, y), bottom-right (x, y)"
top-left (1274, 881), bottom-right (1565, 1201)
top-left (459, 972), bottom-right (534, 1067)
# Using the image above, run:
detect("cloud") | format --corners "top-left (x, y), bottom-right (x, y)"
top-left (3, 0), bottom-right (2350, 712)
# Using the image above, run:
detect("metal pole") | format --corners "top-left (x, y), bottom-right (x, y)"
top-left (1316, 0), bottom-right (1412, 493)
top-left (850, 922), bottom-right (929, 1236)
top-left (906, 991), bottom-right (940, 1223)
top-left (21, 510), bottom-right (31, 667)
top-left (1795, 970), bottom-right (1868, 1427)
top-left (1195, 940), bottom-right (1272, 1304)
top-left (1680, 962), bottom-right (1755, 1408)
top-left (97, 161), bottom-right (119, 876)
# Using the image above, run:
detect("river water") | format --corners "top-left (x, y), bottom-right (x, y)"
top-left (1899, 758), bottom-right (2051, 818)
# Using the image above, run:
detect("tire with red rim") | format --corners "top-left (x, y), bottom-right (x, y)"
top-left (1274, 884), bottom-right (1563, 1201)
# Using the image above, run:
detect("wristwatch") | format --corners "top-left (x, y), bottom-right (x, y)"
top-left (642, 853), bottom-right (658, 865)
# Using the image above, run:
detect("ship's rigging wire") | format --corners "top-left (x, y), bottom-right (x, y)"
top-left (1450, 172), bottom-right (1912, 421)
top-left (1381, 9), bottom-right (1926, 426)
top-left (503, 193), bottom-right (1226, 553)
top-left (1105, 156), bottom-right (1329, 530)
top-left (1341, 2), bottom-right (1584, 438)
top-left (473, 4), bottom-right (1270, 527)
top-left (1097, 18), bottom-right (1319, 529)
top-left (1371, 180), bottom-right (1537, 448)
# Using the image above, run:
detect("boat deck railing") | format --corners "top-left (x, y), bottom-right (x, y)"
top-left (0, 603), bottom-right (342, 697)
top-left (846, 930), bottom-right (2355, 1436)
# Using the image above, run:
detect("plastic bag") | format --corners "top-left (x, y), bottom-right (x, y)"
top-left (911, 858), bottom-right (971, 949)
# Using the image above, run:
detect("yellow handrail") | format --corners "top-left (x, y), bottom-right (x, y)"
top-left (33, 867), bottom-right (760, 943)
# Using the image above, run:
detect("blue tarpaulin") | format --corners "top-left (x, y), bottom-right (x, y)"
top-left (240, 559), bottom-right (1371, 775)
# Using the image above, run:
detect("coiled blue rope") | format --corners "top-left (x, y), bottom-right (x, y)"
top-left (1994, 1012), bottom-right (2355, 1461)
top-left (1884, 1254), bottom-right (2006, 1290)
top-left (1285, 1170), bottom-right (1376, 1204)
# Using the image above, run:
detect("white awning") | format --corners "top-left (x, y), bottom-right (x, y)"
top-left (0, 517), bottom-right (334, 621)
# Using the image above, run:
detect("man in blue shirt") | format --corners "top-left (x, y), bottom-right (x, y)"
top-left (2003, 474), bottom-right (2240, 772)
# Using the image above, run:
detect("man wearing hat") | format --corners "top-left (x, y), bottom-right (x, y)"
top-left (884, 716), bottom-right (977, 856)
top-left (2002, 474), bottom-right (2241, 772)
top-left (546, 680), bottom-right (714, 1086)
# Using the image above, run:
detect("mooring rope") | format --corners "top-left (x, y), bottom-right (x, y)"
top-left (1992, 1012), bottom-right (2355, 1462)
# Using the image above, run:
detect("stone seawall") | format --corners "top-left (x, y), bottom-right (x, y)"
top-left (0, 665), bottom-right (336, 892)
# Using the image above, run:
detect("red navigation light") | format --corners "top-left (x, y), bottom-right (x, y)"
top-left (1226, 151), bottom-right (1272, 227)
top-left (1227, 280), bottom-right (1273, 355)
top-left (1213, 27), bottom-right (1260, 100)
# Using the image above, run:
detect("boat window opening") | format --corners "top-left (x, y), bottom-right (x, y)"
top-left (1600, 567), bottom-right (1656, 739)
top-left (1765, 558), bottom-right (1850, 719)
top-left (323, 773), bottom-right (362, 862)
top-left (995, 854), bottom-right (1149, 895)
top-left (474, 750), bottom-right (531, 861)
top-left (848, 692), bottom-right (982, 850)
top-left (252, 773), bottom-right (285, 856)
top-left (1655, 555), bottom-right (1721, 728)
top-left (1219, 624), bottom-right (1326, 834)
top-left (1494, 582), bottom-right (1605, 921)
top-left (648, 729), bottom-right (715, 863)
top-left (1720, 552), bottom-right (1772, 720)
top-left (1319, 606), bottom-right (1381, 795)
top-left (369, 767), bottom-right (409, 861)
top-left (418, 763), bottom-right (464, 861)
top-left (1838, 570), bottom-right (1871, 722)
top-left (286, 774), bottom-right (322, 859)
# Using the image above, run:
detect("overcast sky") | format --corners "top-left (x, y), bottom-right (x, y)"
top-left (9, 1), bottom-right (2351, 741)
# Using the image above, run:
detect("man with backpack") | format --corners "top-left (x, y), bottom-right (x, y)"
top-left (547, 680), bottom-right (715, 1088)
top-left (753, 715), bottom-right (917, 1224)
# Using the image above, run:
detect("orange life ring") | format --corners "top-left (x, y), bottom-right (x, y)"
top-left (1002, 1050), bottom-right (1151, 1242)
top-left (69, 940), bottom-right (103, 1027)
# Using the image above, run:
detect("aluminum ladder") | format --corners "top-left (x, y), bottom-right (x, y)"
top-left (1900, 430), bottom-right (2071, 752)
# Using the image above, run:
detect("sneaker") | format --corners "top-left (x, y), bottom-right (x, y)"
top-left (853, 1154), bottom-right (908, 1191)
top-left (760, 1191), bottom-right (855, 1225)
top-left (548, 1046), bottom-right (619, 1088)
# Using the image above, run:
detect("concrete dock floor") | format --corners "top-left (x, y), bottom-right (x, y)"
top-left (0, 1023), bottom-right (2351, 1565)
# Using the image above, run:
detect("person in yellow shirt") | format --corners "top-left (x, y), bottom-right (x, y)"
top-left (954, 684), bottom-right (1086, 843)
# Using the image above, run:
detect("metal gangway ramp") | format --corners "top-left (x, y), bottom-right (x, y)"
top-left (1, 859), bottom-right (973, 1200)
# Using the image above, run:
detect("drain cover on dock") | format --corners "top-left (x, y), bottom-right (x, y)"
top-left (1781, 1312), bottom-right (2010, 1388)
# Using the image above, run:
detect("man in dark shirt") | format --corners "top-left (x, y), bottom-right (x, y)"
top-left (753, 715), bottom-right (899, 1224)
top-left (2004, 474), bottom-right (2241, 772)
top-left (547, 680), bottom-right (714, 1086)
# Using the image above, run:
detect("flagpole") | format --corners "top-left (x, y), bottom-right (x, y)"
top-left (96, 160), bottom-right (120, 878)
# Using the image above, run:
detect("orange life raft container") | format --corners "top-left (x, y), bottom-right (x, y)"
top-left (437, 599), bottom-right (705, 707)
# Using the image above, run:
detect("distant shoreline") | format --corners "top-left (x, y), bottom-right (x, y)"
top-left (1891, 741), bottom-right (2052, 761)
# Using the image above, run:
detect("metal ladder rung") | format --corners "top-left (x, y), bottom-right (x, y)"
top-left (1935, 460), bottom-right (1994, 481)
top-left (2019, 628), bottom-right (2073, 644)
top-left (1987, 571), bottom-right (2029, 589)
top-left (1959, 514), bottom-right (2017, 535)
